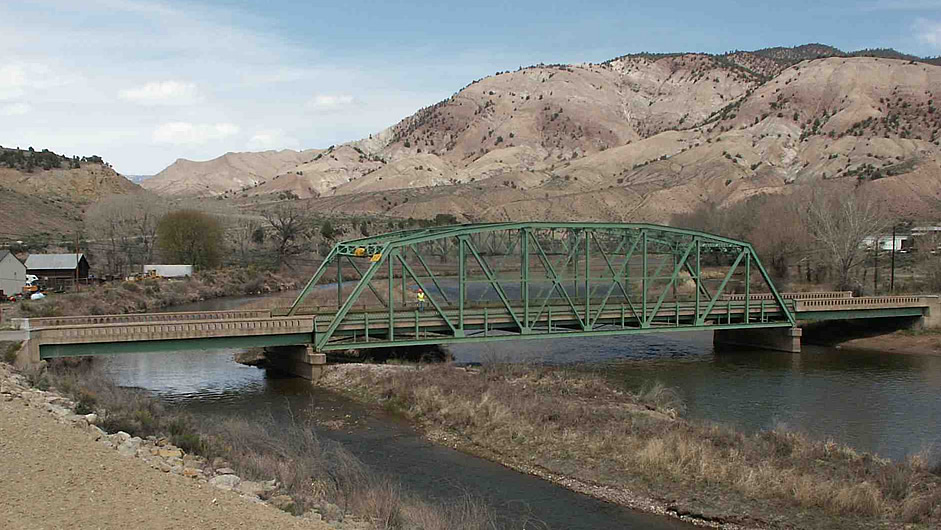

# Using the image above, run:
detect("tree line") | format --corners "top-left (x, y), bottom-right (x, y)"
top-left (0, 146), bottom-right (104, 171)
top-left (672, 185), bottom-right (941, 293)
top-left (81, 196), bottom-right (461, 277)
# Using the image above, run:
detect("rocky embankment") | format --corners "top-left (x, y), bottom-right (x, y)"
top-left (0, 362), bottom-right (365, 530)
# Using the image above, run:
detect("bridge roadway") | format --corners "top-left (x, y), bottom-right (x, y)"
top-left (10, 292), bottom-right (939, 362)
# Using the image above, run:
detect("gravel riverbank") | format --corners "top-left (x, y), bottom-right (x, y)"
top-left (0, 362), bottom-right (339, 530)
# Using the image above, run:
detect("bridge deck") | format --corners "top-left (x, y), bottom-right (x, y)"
top-left (14, 293), bottom-right (936, 358)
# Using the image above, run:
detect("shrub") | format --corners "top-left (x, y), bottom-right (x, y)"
top-left (1, 342), bottom-right (21, 364)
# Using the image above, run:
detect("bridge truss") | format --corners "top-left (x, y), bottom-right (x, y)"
top-left (286, 223), bottom-right (795, 351)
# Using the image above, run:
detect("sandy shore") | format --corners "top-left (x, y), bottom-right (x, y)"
top-left (835, 331), bottom-right (941, 355)
top-left (0, 364), bottom-right (329, 530)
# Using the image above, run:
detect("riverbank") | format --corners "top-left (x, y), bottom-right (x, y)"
top-left (0, 361), bottom-right (336, 530)
top-left (321, 363), bottom-right (941, 530)
top-left (836, 329), bottom-right (941, 356)
top-left (1, 356), bottom-right (502, 530)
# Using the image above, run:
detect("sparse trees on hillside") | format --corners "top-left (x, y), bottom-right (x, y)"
top-left (320, 220), bottom-right (336, 240)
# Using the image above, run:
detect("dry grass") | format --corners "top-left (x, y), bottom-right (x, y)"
top-left (1, 341), bottom-right (21, 364)
top-left (209, 415), bottom-right (501, 528)
top-left (330, 362), bottom-right (941, 529)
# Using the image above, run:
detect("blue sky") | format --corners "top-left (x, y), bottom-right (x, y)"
top-left (2, 0), bottom-right (941, 175)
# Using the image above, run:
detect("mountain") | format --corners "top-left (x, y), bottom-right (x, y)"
top-left (141, 149), bottom-right (321, 196)
top-left (0, 147), bottom-right (143, 238)
top-left (149, 44), bottom-right (941, 222)
top-left (124, 174), bottom-right (153, 184)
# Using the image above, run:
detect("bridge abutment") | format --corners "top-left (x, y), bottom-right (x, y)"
top-left (13, 338), bottom-right (41, 370)
top-left (263, 345), bottom-right (326, 380)
top-left (714, 327), bottom-right (802, 353)
top-left (917, 296), bottom-right (941, 330)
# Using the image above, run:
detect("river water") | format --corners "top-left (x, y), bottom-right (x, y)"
top-left (98, 296), bottom-right (941, 528)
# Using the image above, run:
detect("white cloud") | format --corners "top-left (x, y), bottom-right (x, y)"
top-left (915, 18), bottom-right (941, 46)
top-left (247, 129), bottom-right (299, 150)
top-left (306, 94), bottom-right (355, 111)
top-left (0, 102), bottom-right (31, 116)
top-left (152, 122), bottom-right (239, 145)
top-left (119, 81), bottom-right (200, 105)
top-left (0, 63), bottom-right (65, 101)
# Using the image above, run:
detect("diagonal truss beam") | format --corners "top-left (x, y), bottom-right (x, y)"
top-left (528, 232), bottom-right (588, 330)
top-left (696, 248), bottom-right (746, 326)
top-left (644, 240), bottom-right (696, 327)
top-left (397, 252), bottom-right (457, 334)
top-left (344, 255), bottom-right (389, 308)
top-left (462, 236), bottom-right (526, 332)
top-left (590, 231), bottom-right (642, 328)
top-left (288, 246), bottom-right (338, 315)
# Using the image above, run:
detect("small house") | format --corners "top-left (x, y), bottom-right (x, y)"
top-left (25, 253), bottom-right (90, 287)
top-left (0, 250), bottom-right (27, 297)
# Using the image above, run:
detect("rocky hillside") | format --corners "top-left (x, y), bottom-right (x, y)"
top-left (0, 147), bottom-right (143, 238)
top-left (148, 45), bottom-right (941, 223)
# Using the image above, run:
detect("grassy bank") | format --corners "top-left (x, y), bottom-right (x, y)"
top-left (36, 360), bottom-right (501, 529)
top-left (322, 363), bottom-right (941, 530)
top-left (11, 267), bottom-right (299, 318)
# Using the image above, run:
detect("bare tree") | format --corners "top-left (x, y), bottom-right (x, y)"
top-left (86, 194), bottom-right (167, 275)
top-left (261, 202), bottom-right (312, 267)
top-left (132, 196), bottom-right (166, 266)
top-left (228, 216), bottom-right (264, 266)
top-left (85, 195), bottom-right (136, 276)
top-left (746, 194), bottom-right (811, 281)
top-left (803, 187), bottom-right (889, 291)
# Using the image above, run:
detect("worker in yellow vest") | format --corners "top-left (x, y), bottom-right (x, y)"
top-left (417, 288), bottom-right (425, 312)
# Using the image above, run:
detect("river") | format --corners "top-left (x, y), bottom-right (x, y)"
top-left (98, 296), bottom-right (941, 528)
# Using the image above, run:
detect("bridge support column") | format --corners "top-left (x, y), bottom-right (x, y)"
top-left (917, 296), bottom-right (941, 330)
top-left (13, 338), bottom-right (41, 370)
top-left (714, 327), bottom-right (802, 353)
top-left (264, 345), bottom-right (326, 380)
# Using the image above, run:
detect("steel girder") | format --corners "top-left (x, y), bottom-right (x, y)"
top-left (287, 223), bottom-right (794, 351)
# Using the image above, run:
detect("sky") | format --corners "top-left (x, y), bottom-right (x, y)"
top-left (2, 0), bottom-right (941, 175)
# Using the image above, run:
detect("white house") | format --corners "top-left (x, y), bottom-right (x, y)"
top-left (862, 235), bottom-right (908, 251)
top-left (0, 250), bottom-right (27, 297)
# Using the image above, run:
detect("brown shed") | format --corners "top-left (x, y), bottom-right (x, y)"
top-left (25, 253), bottom-right (90, 286)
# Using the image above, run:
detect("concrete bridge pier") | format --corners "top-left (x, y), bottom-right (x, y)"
top-left (917, 297), bottom-right (941, 330)
top-left (263, 345), bottom-right (327, 380)
top-left (713, 327), bottom-right (802, 353)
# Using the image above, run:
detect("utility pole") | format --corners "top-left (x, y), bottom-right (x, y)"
top-left (74, 234), bottom-right (80, 292)
top-left (890, 225), bottom-right (896, 293)
top-left (874, 235), bottom-right (879, 295)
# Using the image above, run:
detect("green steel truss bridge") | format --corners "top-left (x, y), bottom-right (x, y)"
top-left (14, 223), bottom-right (939, 365)
top-left (288, 222), bottom-right (795, 350)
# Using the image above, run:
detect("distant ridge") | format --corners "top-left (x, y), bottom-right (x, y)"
top-left (141, 44), bottom-right (941, 224)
